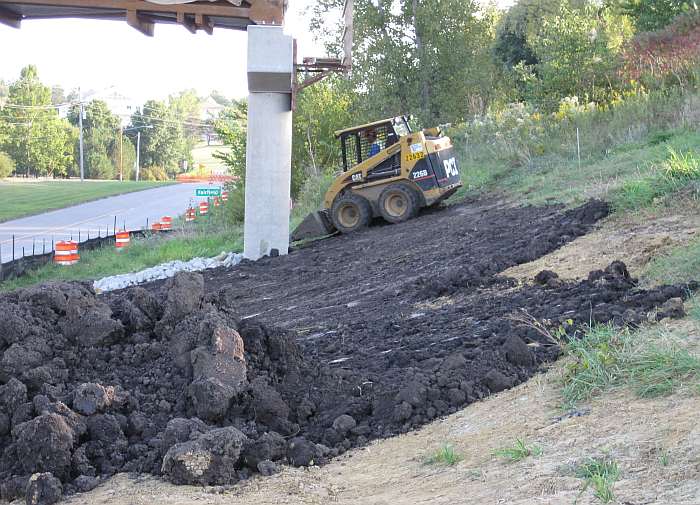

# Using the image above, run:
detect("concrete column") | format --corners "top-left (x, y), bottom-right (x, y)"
top-left (244, 25), bottom-right (294, 260)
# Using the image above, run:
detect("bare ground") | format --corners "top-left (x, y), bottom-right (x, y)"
top-left (64, 322), bottom-right (700, 505)
top-left (504, 202), bottom-right (700, 284)
top-left (51, 206), bottom-right (700, 505)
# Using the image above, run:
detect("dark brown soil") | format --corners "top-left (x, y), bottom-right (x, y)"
top-left (0, 197), bottom-right (694, 501)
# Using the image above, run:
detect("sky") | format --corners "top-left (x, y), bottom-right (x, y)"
top-left (0, 0), bottom-right (511, 104)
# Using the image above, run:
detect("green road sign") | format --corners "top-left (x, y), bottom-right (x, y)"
top-left (196, 187), bottom-right (221, 197)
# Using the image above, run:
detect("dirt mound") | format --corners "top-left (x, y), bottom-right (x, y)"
top-left (0, 199), bottom-right (694, 502)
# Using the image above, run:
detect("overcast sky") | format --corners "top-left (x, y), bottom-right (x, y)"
top-left (0, 0), bottom-right (510, 104)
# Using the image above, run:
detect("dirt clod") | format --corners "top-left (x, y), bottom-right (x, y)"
top-left (25, 472), bottom-right (62, 505)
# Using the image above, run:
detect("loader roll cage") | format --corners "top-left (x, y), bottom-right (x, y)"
top-left (336, 115), bottom-right (411, 172)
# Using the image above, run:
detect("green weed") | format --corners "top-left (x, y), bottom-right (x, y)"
top-left (575, 457), bottom-right (620, 503)
top-left (493, 439), bottom-right (542, 463)
top-left (561, 325), bottom-right (624, 408)
top-left (623, 345), bottom-right (700, 398)
top-left (663, 147), bottom-right (700, 180)
top-left (425, 444), bottom-right (463, 466)
top-left (561, 324), bottom-right (700, 408)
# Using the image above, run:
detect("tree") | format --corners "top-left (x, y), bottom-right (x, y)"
top-left (0, 65), bottom-right (75, 177)
top-left (130, 100), bottom-right (183, 175)
top-left (293, 78), bottom-right (354, 182)
top-left (617, 0), bottom-right (696, 31)
top-left (213, 99), bottom-right (247, 181)
top-left (0, 152), bottom-right (15, 178)
top-left (310, 0), bottom-right (500, 125)
top-left (168, 90), bottom-right (202, 167)
top-left (51, 85), bottom-right (66, 105)
top-left (68, 100), bottom-right (122, 179)
top-left (526, 5), bottom-right (633, 108)
top-left (210, 90), bottom-right (232, 107)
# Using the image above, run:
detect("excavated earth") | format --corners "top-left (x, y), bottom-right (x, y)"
top-left (0, 197), bottom-right (696, 503)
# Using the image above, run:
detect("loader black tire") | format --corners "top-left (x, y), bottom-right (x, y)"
top-left (331, 192), bottom-right (372, 234)
top-left (378, 183), bottom-right (419, 224)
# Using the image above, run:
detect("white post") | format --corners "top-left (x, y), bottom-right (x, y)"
top-left (243, 25), bottom-right (294, 260)
top-left (78, 87), bottom-right (84, 182)
top-left (135, 130), bottom-right (141, 182)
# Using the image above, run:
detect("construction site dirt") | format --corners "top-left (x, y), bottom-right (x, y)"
top-left (0, 197), bottom-right (695, 502)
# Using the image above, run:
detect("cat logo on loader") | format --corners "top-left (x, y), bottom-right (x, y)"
top-left (291, 115), bottom-right (462, 241)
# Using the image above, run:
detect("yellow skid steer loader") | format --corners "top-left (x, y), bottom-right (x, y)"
top-left (291, 115), bottom-right (462, 241)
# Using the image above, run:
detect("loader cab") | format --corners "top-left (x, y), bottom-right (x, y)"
top-left (337, 116), bottom-right (412, 172)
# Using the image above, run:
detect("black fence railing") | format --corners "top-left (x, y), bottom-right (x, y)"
top-left (0, 217), bottom-right (172, 283)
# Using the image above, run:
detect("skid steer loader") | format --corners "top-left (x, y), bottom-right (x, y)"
top-left (291, 115), bottom-right (462, 241)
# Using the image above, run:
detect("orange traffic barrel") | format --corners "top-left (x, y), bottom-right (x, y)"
top-left (221, 190), bottom-right (229, 202)
top-left (54, 240), bottom-right (79, 265)
top-left (213, 197), bottom-right (221, 207)
top-left (160, 216), bottom-right (173, 231)
top-left (185, 207), bottom-right (196, 222)
top-left (115, 230), bottom-right (130, 251)
top-left (199, 201), bottom-right (209, 215)
top-left (151, 222), bottom-right (162, 232)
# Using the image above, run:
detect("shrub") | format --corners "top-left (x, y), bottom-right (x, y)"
top-left (0, 152), bottom-right (15, 178)
top-left (139, 166), bottom-right (169, 181)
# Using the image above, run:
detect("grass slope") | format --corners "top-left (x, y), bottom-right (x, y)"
top-left (0, 179), bottom-right (173, 223)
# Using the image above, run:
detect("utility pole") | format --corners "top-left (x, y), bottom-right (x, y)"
top-left (78, 87), bottom-right (85, 182)
top-left (135, 130), bottom-right (141, 182)
top-left (119, 126), bottom-right (123, 182)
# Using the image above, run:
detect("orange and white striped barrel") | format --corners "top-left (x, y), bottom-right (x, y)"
top-left (185, 208), bottom-right (196, 222)
top-left (221, 190), bottom-right (229, 202)
top-left (160, 216), bottom-right (173, 231)
top-left (199, 201), bottom-right (209, 215)
top-left (213, 196), bottom-right (221, 207)
top-left (115, 230), bottom-right (130, 251)
top-left (54, 240), bottom-right (79, 265)
top-left (151, 222), bottom-right (162, 232)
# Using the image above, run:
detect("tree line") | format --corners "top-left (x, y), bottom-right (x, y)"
top-left (209, 0), bottom-right (699, 211)
top-left (0, 65), bottom-right (213, 180)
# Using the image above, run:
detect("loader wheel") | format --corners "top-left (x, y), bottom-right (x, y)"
top-left (378, 183), bottom-right (419, 224)
top-left (331, 193), bottom-right (372, 234)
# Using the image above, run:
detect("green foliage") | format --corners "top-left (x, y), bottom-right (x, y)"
top-left (0, 65), bottom-right (76, 177)
top-left (85, 151), bottom-right (114, 180)
top-left (290, 172), bottom-right (336, 228)
top-left (493, 439), bottom-right (543, 463)
top-left (574, 456), bottom-right (620, 503)
top-left (0, 151), bottom-right (15, 178)
top-left (213, 100), bottom-right (247, 181)
top-left (139, 165), bottom-right (169, 181)
top-left (425, 444), bottom-right (463, 466)
top-left (617, 0), bottom-right (697, 31)
top-left (663, 146), bottom-right (700, 179)
top-left (526, 5), bottom-right (633, 109)
top-left (68, 100), bottom-right (123, 179)
top-left (611, 146), bottom-right (700, 211)
top-left (129, 96), bottom-right (196, 176)
top-left (293, 78), bottom-right (354, 182)
top-left (311, 0), bottom-right (501, 124)
top-left (560, 324), bottom-right (700, 408)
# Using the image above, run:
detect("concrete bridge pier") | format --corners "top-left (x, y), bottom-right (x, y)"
top-left (243, 25), bottom-right (294, 260)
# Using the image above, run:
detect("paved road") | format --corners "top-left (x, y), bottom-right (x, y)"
top-left (0, 183), bottom-right (218, 263)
